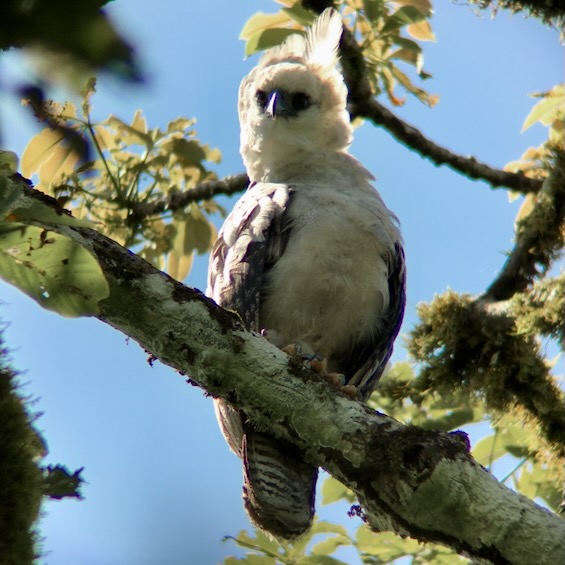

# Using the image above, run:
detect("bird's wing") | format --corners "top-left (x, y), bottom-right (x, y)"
top-left (207, 181), bottom-right (292, 329)
top-left (209, 181), bottom-right (316, 538)
top-left (342, 241), bottom-right (407, 401)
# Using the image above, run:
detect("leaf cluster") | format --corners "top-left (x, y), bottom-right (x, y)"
top-left (240, 0), bottom-right (438, 107)
top-left (505, 84), bottom-right (564, 181)
top-left (223, 519), bottom-right (470, 564)
top-left (18, 82), bottom-right (223, 282)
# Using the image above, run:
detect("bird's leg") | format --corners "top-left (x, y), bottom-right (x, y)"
top-left (261, 330), bottom-right (360, 399)
top-left (290, 348), bottom-right (361, 400)
top-left (308, 354), bottom-right (360, 399)
top-left (307, 354), bottom-right (344, 386)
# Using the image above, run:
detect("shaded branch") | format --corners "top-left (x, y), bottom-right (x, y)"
top-left (128, 173), bottom-right (249, 219)
top-left (7, 176), bottom-right (565, 565)
top-left (482, 151), bottom-right (565, 301)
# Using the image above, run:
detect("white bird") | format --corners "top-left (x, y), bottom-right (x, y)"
top-left (207, 8), bottom-right (405, 539)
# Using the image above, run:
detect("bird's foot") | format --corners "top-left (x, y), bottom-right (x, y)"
top-left (285, 348), bottom-right (361, 400)
top-left (274, 339), bottom-right (361, 400)
top-left (313, 359), bottom-right (360, 399)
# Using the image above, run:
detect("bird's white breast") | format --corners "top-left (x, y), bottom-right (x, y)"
top-left (261, 165), bottom-right (399, 365)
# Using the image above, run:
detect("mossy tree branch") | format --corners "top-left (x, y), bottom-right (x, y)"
top-left (4, 175), bottom-right (565, 565)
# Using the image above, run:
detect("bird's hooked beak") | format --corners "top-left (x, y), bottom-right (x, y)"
top-left (264, 89), bottom-right (295, 119)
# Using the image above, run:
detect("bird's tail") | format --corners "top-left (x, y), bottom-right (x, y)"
top-left (242, 427), bottom-right (318, 539)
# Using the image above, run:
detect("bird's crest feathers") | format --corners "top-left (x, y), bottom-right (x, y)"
top-left (264, 8), bottom-right (342, 69)
top-left (304, 9), bottom-right (342, 68)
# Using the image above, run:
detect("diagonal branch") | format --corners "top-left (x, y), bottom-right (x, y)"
top-left (351, 96), bottom-right (543, 193)
top-left (5, 176), bottom-right (565, 565)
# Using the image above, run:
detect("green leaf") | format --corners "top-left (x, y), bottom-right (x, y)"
top-left (169, 138), bottom-right (207, 167)
top-left (0, 174), bottom-right (23, 219)
top-left (419, 406), bottom-right (477, 431)
top-left (355, 528), bottom-right (420, 558)
top-left (381, 6), bottom-right (426, 35)
top-left (471, 424), bottom-right (528, 467)
top-left (363, 0), bottom-right (382, 22)
top-left (244, 28), bottom-right (299, 58)
top-left (167, 249), bottom-right (193, 282)
top-left (516, 464), bottom-right (563, 511)
top-left (239, 11), bottom-right (291, 41)
top-left (282, 4), bottom-right (315, 26)
top-left (0, 151), bottom-right (18, 173)
top-left (392, 36), bottom-right (423, 53)
top-left (92, 125), bottom-right (118, 152)
top-left (308, 521), bottom-right (349, 536)
top-left (0, 223), bottom-right (109, 317)
top-left (42, 465), bottom-right (84, 500)
top-left (237, 555), bottom-right (275, 565)
top-left (21, 128), bottom-right (80, 186)
top-left (394, 0), bottom-right (433, 16)
top-left (390, 64), bottom-right (438, 106)
top-left (205, 146), bottom-right (222, 164)
top-left (321, 476), bottom-right (355, 505)
top-left (407, 20), bottom-right (436, 42)
top-left (106, 115), bottom-right (154, 147)
top-left (167, 117), bottom-right (195, 134)
top-left (170, 206), bottom-right (216, 259)
top-left (223, 530), bottom-right (280, 562)
top-left (246, 529), bottom-right (281, 557)
top-left (471, 433), bottom-right (505, 466)
top-left (521, 85), bottom-right (565, 132)
top-left (310, 534), bottom-right (352, 556)
top-left (130, 109), bottom-right (148, 134)
top-left (388, 47), bottom-right (423, 72)
top-left (382, 361), bottom-right (416, 382)
top-left (300, 556), bottom-right (350, 565)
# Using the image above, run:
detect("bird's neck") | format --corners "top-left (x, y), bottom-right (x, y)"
top-left (244, 143), bottom-right (340, 184)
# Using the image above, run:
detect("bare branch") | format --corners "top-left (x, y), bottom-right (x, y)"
top-left (352, 97), bottom-right (542, 193)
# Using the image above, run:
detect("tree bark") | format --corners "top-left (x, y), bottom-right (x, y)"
top-left (4, 177), bottom-right (565, 565)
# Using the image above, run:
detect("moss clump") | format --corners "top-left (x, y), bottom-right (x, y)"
top-left (0, 331), bottom-right (44, 564)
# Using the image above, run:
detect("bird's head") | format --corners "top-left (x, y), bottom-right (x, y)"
top-left (238, 9), bottom-right (353, 181)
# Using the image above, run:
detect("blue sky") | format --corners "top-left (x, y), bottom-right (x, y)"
top-left (0, 1), bottom-right (563, 564)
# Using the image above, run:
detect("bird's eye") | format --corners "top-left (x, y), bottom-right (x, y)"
top-left (255, 90), bottom-right (268, 107)
top-left (291, 92), bottom-right (312, 111)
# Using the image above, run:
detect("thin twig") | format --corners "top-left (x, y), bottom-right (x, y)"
top-left (128, 173), bottom-right (249, 218)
